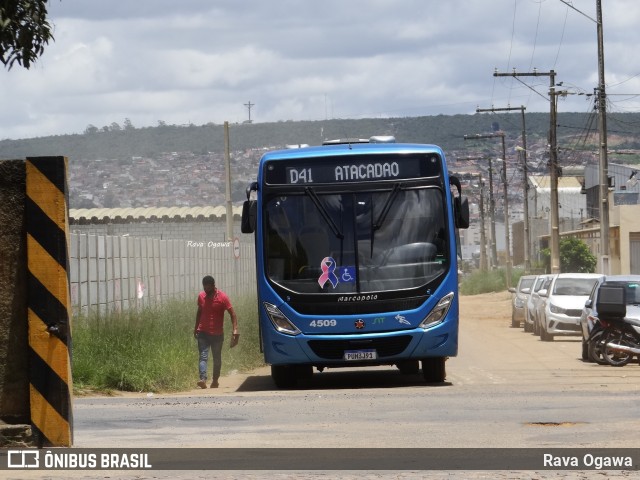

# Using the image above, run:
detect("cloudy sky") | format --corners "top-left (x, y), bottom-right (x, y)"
top-left (1, 0), bottom-right (639, 140)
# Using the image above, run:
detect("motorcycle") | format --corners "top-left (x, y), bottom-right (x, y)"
top-left (590, 284), bottom-right (640, 367)
top-left (595, 319), bottom-right (636, 366)
top-left (601, 317), bottom-right (640, 366)
top-left (586, 317), bottom-right (612, 365)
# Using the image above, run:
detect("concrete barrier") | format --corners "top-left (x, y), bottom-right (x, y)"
top-left (0, 157), bottom-right (73, 447)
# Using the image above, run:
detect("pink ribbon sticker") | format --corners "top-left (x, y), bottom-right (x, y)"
top-left (318, 256), bottom-right (339, 288)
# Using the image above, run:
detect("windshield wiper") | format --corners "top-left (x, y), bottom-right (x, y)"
top-left (370, 183), bottom-right (402, 256)
top-left (304, 186), bottom-right (344, 239)
top-left (373, 183), bottom-right (402, 231)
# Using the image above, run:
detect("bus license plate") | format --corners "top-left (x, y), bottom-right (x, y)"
top-left (344, 349), bottom-right (377, 361)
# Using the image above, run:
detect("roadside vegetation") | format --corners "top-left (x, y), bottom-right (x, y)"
top-left (73, 238), bottom-right (597, 393)
top-left (460, 268), bottom-right (510, 295)
top-left (460, 238), bottom-right (596, 295)
top-left (540, 237), bottom-right (597, 273)
top-left (72, 295), bottom-right (263, 394)
top-left (459, 267), bottom-right (537, 295)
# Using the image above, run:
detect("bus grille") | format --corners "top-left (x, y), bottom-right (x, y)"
top-left (290, 297), bottom-right (426, 315)
top-left (307, 335), bottom-right (413, 360)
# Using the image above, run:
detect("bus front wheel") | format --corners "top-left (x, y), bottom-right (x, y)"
top-left (396, 360), bottom-right (420, 374)
top-left (422, 357), bottom-right (446, 383)
top-left (271, 365), bottom-right (297, 389)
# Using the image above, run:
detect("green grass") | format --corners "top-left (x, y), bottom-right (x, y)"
top-left (460, 268), bottom-right (519, 295)
top-left (73, 269), bottom-right (527, 394)
top-left (72, 295), bottom-right (263, 394)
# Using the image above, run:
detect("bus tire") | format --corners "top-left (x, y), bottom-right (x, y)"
top-left (295, 364), bottom-right (314, 381)
top-left (396, 360), bottom-right (420, 374)
top-left (422, 357), bottom-right (446, 383)
top-left (271, 365), bottom-right (297, 389)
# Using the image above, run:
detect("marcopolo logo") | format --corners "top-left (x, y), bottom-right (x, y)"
top-left (337, 294), bottom-right (378, 302)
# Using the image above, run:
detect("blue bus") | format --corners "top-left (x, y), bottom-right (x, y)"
top-left (241, 136), bottom-right (469, 388)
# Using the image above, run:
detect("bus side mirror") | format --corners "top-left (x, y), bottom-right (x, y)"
top-left (449, 175), bottom-right (469, 229)
top-left (241, 200), bottom-right (257, 234)
top-left (245, 181), bottom-right (258, 200)
top-left (455, 196), bottom-right (470, 229)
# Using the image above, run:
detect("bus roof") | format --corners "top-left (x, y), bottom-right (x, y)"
top-left (262, 142), bottom-right (445, 161)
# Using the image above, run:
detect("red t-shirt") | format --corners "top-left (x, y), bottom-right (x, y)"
top-left (196, 290), bottom-right (232, 335)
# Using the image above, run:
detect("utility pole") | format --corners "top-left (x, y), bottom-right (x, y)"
top-left (560, 0), bottom-right (609, 273)
top-left (244, 101), bottom-right (254, 123)
top-left (224, 121), bottom-right (233, 242)
top-left (459, 155), bottom-right (497, 268)
top-left (596, 0), bottom-right (610, 274)
top-left (464, 133), bottom-right (511, 288)
top-left (476, 105), bottom-right (531, 272)
top-left (474, 173), bottom-right (488, 271)
top-left (498, 133), bottom-right (512, 289)
top-left (494, 69), bottom-right (560, 274)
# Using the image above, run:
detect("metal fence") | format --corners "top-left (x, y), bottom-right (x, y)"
top-left (69, 233), bottom-right (256, 315)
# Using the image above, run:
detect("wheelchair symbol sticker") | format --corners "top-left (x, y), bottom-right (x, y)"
top-left (340, 266), bottom-right (356, 283)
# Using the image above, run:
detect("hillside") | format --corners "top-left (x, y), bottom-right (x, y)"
top-left (2, 112), bottom-right (640, 209)
top-left (3, 112), bottom-right (640, 161)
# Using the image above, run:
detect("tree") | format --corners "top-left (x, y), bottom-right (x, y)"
top-left (0, 0), bottom-right (54, 70)
top-left (540, 237), bottom-right (597, 273)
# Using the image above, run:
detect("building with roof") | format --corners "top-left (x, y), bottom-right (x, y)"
top-left (530, 163), bottom-right (640, 274)
top-left (583, 162), bottom-right (640, 219)
top-left (70, 205), bottom-right (244, 242)
top-left (528, 175), bottom-right (586, 224)
top-left (519, 175), bottom-right (587, 265)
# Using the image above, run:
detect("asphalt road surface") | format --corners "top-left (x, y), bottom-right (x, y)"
top-left (10, 292), bottom-right (640, 479)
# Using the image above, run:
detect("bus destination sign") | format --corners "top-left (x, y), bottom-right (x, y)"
top-left (266, 154), bottom-right (440, 185)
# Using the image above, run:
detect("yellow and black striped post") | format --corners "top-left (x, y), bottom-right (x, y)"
top-left (25, 156), bottom-right (73, 447)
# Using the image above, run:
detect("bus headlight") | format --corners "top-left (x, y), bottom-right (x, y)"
top-left (264, 302), bottom-right (301, 335)
top-left (419, 292), bottom-right (454, 329)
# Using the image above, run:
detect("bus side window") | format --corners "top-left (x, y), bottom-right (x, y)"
top-left (266, 207), bottom-right (296, 280)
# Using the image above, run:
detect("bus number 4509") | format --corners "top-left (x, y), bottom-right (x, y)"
top-left (310, 319), bottom-right (337, 327)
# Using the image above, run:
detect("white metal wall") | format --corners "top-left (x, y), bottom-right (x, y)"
top-left (69, 233), bottom-right (256, 315)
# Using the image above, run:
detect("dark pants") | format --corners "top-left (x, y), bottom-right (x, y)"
top-left (197, 333), bottom-right (224, 381)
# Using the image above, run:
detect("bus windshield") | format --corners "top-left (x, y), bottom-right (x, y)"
top-left (264, 186), bottom-right (447, 294)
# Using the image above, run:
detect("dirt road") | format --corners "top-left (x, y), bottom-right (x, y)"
top-left (9, 292), bottom-right (640, 479)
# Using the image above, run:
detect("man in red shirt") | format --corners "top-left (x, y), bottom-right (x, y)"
top-left (193, 275), bottom-right (239, 388)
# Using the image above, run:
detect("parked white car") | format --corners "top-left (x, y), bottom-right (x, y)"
top-left (538, 273), bottom-right (604, 341)
top-left (508, 275), bottom-right (536, 328)
top-left (528, 274), bottom-right (555, 335)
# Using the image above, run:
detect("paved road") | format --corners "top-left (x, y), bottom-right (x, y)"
top-left (10, 292), bottom-right (640, 479)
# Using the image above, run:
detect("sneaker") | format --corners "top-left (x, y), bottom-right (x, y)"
top-left (210, 380), bottom-right (219, 388)
top-left (197, 380), bottom-right (207, 389)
